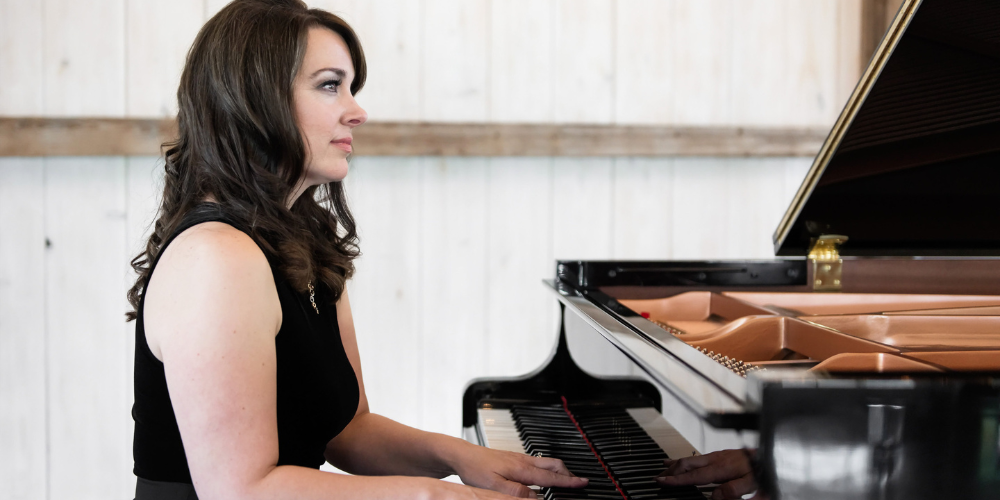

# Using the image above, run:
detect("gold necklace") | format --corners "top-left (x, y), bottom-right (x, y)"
top-left (307, 281), bottom-right (319, 314)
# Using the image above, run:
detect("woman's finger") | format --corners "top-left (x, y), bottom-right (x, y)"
top-left (712, 473), bottom-right (758, 500)
top-left (494, 479), bottom-right (537, 499)
top-left (657, 466), bottom-right (726, 487)
top-left (510, 466), bottom-right (589, 489)
top-left (664, 454), bottom-right (712, 475)
top-left (530, 456), bottom-right (574, 476)
top-left (656, 456), bottom-right (746, 487)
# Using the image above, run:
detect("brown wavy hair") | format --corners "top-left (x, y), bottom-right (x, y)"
top-left (126, 0), bottom-right (366, 321)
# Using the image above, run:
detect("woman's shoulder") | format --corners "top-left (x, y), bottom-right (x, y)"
top-left (144, 221), bottom-right (282, 357)
top-left (147, 221), bottom-right (278, 315)
top-left (164, 221), bottom-right (268, 272)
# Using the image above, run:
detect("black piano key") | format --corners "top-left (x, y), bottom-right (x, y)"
top-left (507, 402), bottom-right (708, 500)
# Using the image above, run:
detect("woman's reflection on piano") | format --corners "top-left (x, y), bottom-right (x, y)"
top-left (656, 449), bottom-right (769, 500)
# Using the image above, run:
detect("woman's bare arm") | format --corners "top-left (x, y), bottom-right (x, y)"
top-left (324, 292), bottom-right (588, 497)
top-left (143, 223), bottom-right (524, 500)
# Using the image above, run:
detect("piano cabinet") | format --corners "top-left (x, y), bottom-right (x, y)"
top-left (462, 262), bottom-right (1000, 499)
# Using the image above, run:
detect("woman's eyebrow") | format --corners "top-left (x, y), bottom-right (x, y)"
top-left (309, 67), bottom-right (347, 79)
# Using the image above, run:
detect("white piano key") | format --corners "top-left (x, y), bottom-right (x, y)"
top-left (478, 406), bottom-right (700, 460)
top-left (477, 408), bottom-right (528, 454)
top-left (476, 410), bottom-right (544, 499)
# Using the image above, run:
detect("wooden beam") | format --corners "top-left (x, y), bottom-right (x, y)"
top-left (0, 117), bottom-right (827, 158)
top-left (860, 0), bottom-right (905, 73)
top-left (0, 118), bottom-right (177, 157)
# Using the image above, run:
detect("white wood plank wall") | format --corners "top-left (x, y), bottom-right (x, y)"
top-left (1, 0), bottom-right (854, 497)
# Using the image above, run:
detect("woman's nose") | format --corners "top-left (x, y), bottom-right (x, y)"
top-left (344, 100), bottom-right (368, 127)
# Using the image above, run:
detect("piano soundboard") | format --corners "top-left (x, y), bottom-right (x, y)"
top-left (476, 400), bottom-right (708, 500)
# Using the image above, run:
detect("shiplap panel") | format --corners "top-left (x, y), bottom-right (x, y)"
top-left (42, 0), bottom-right (125, 116)
top-left (669, 0), bottom-right (734, 125)
top-left (612, 157), bottom-right (674, 259)
top-left (0, 0), bottom-right (867, 490)
top-left (730, 1), bottom-right (788, 126)
top-left (670, 158), bottom-right (731, 259)
top-left (204, 0), bottom-right (228, 20)
top-left (125, 157), bottom-right (162, 258)
top-left (553, 0), bottom-right (615, 123)
top-left (343, 157), bottom-right (425, 430)
top-left (720, 159), bottom-right (799, 258)
top-left (318, 0), bottom-right (423, 122)
top-left (781, 1), bottom-right (840, 126)
top-left (308, 0), bottom-right (357, 18)
top-left (45, 158), bottom-right (132, 499)
top-left (731, 0), bottom-right (840, 127)
top-left (421, 0), bottom-right (489, 122)
top-left (670, 157), bottom-right (813, 260)
top-left (783, 157), bottom-right (812, 204)
top-left (126, 0), bottom-right (205, 116)
top-left (615, 0), bottom-right (675, 124)
top-left (485, 158), bottom-right (556, 377)
top-left (125, 156), bottom-right (162, 311)
top-left (0, 159), bottom-right (47, 500)
top-left (552, 158), bottom-right (614, 260)
top-left (0, 0), bottom-right (43, 115)
top-left (490, 0), bottom-right (555, 123)
top-left (836, 0), bottom-right (864, 110)
top-left (418, 157), bottom-right (489, 436)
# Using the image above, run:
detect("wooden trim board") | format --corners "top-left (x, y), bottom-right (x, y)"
top-left (0, 117), bottom-right (827, 157)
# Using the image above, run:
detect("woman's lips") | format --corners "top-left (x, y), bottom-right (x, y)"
top-left (332, 138), bottom-right (352, 153)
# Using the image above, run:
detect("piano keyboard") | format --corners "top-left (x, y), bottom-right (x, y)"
top-left (477, 400), bottom-right (707, 500)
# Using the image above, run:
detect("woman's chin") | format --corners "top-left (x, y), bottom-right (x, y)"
top-left (306, 162), bottom-right (350, 184)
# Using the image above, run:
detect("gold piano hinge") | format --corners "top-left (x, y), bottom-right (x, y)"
top-left (808, 234), bottom-right (848, 292)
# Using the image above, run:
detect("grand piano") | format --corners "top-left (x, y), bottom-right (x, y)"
top-left (462, 0), bottom-right (1000, 498)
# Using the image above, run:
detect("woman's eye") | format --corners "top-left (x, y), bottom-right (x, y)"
top-left (320, 79), bottom-right (342, 92)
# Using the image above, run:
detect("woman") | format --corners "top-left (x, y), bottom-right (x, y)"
top-left (126, 1), bottom-right (587, 498)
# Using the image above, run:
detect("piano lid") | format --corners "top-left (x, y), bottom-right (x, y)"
top-left (773, 0), bottom-right (1000, 257)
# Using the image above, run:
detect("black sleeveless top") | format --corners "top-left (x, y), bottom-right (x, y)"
top-left (132, 204), bottom-right (360, 483)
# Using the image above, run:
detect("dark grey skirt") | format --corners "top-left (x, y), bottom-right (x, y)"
top-left (135, 477), bottom-right (198, 500)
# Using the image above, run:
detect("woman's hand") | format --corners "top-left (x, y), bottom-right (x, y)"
top-left (655, 449), bottom-right (766, 500)
top-left (449, 445), bottom-right (588, 498)
top-left (415, 477), bottom-right (540, 500)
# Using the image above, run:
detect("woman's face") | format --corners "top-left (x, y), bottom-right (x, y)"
top-left (292, 27), bottom-right (367, 193)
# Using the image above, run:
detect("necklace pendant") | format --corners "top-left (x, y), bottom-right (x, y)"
top-left (307, 281), bottom-right (319, 315)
